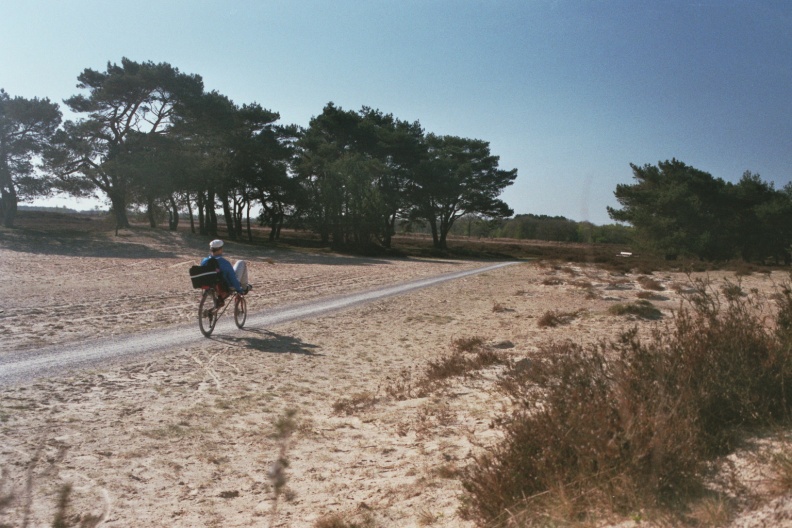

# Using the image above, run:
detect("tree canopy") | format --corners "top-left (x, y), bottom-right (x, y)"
top-left (44, 58), bottom-right (204, 229)
top-left (10, 58), bottom-right (520, 248)
top-left (0, 89), bottom-right (61, 227)
top-left (412, 134), bottom-right (517, 249)
top-left (609, 159), bottom-right (792, 263)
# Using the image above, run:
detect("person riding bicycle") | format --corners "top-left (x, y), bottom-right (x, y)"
top-left (201, 239), bottom-right (251, 306)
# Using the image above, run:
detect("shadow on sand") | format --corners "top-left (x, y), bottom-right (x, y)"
top-left (0, 225), bottom-right (180, 259)
top-left (208, 328), bottom-right (322, 356)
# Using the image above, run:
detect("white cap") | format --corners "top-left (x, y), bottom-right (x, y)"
top-left (209, 239), bottom-right (224, 249)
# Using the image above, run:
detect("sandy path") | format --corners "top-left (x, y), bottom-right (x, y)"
top-left (0, 262), bottom-right (518, 386)
top-left (0, 231), bottom-right (487, 353)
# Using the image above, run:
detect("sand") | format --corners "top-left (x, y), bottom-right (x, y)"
top-left (1, 226), bottom-right (791, 527)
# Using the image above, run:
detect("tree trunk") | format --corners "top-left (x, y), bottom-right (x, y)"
top-left (429, 218), bottom-right (441, 249)
top-left (186, 194), bottom-right (195, 234)
top-left (382, 213), bottom-right (396, 249)
top-left (110, 193), bottom-right (131, 232)
top-left (438, 215), bottom-right (453, 250)
top-left (220, 193), bottom-right (235, 240)
top-left (1, 187), bottom-right (17, 228)
top-left (146, 197), bottom-right (157, 228)
top-left (269, 210), bottom-right (283, 241)
top-left (234, 199), bottom-right (244, 240)
top-left (168, 195), bottom-right (179, 231)
top-left (205, 190), bottom-right (218, 237)
top-left (197, 192), bottom-right (207, 235)
top-left (438, 230), bottom-right (448, 250)
top-left (245, 201), bottom-right (252, 242)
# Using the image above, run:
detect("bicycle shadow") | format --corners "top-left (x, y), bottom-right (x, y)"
top-left (209, 328), bottom-right (322, 356)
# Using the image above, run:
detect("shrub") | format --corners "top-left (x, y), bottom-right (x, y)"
top-left (636, 290), bottom-right (662, 300)
top-left (608, 300), bottom-right (662, 320)
top-left (387, 341), bottom-right (511, 400)
top-left (314, 513), bottom-right (376, 528)
top-left (423, 349), bottom-right (510, 386)
top-left (637, 275), bottom-right (664, 291)
top-left (492, 302), bottom-right (509, 313)
top-left (332, 392), bottom-right (379, 415)
top-left (452, 336), bottom-right (485, 352)
top-left (769, 446), bottom-right (792, 494)
top-left (462, 280), bottom-right (792, 526)
top-left (537, 310), bottom-right (583, 328)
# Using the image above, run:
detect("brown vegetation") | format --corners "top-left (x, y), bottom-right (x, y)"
top-left (461, 279), bottom-right (792, 526)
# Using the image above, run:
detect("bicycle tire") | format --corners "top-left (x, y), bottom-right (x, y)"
top-left (198, 289), bottom-right (218, 337)
top-left (234, 294), bottom-right (247, 329)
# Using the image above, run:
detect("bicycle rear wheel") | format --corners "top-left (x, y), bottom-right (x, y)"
top-left (234, 294), bottom-right (247, 328)
top-left (199, 289), bottom-right (218, 337)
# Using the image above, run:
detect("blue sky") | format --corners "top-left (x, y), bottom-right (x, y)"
top-left (2, 0), bottom-right (790, 224)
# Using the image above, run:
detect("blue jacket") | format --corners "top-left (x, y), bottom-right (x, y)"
top-left (201, 255), bottom-right (243, 293)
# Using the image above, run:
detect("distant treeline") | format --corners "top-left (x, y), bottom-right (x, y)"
top-left (406, 213), bottom-right (632, 245)
top-left (6, 60), bottom-right (781, 259)
top-left (18, 205), bottom-right (98, 215)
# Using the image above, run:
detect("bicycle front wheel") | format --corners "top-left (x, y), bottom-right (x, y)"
top-left (198, 289), bottom-right (218, 337)
top-left (234, 294), bottom-right (247, 329)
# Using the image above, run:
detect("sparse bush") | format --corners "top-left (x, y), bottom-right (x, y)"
top-left (314, 512), bottom-right (376, 528)
top-left (418, 507), bottom-right (443, 525)
top-left (734, 262), bottom-right (756, 277)
top-left (332, 392), bottom-right (379, 415)
top-left (269, 409), bottom-right (298, 524)
top-left (606, 277), bottom-right (632, 288)
top-left (537, 310), bottom-right (583, 328)
top-left (637, 275), bottom-right (664, 291)
top-left (769, 446), bottom-right (792, 494)
top-left (432, 463), bottom-right (461, 479)
top-left (721, 280), bottom-right (745, 300)
top-left (424, 352), bottom-right (471, 383)
top-left (385, 368), bottom-right (414, 400)
top-left (492, 302), bottom-right (509, 313)
top-left (462, 280), bottom-right (792, 526)
top-left (688, 495), bottom-right (735, 527)
top-left (636, 290), bottom-right (661, 300)
top-left (608, 300), bottom-right (662, 320)
top-left (585, 288), bottom-right (600, 300)
top-left (389, 341), bottom-right (513, 399)
top-left (452, 336), bottom-right (485, 352)
top-left (423, 349), bottom-right (510, 387)
top-left (559, 266), bottom-right (578, 276)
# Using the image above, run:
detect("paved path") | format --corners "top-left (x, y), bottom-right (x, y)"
top-left (1, 261), bottom-right (519, 386)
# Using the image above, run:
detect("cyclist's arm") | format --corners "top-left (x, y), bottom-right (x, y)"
top-left (218, 260), bottom-right (244, 293)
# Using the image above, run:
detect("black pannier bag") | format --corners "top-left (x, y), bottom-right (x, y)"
top-left (189, 258), bottom-right (219, 288)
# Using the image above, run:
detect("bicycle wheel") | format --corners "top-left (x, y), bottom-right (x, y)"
top-left (198, 288), bottom-right (218, 337)
top-left (234, 294), bottom-right (247, 329)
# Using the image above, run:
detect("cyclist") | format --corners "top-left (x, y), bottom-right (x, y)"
top-left (201, 239), bottom-right (251, 306)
